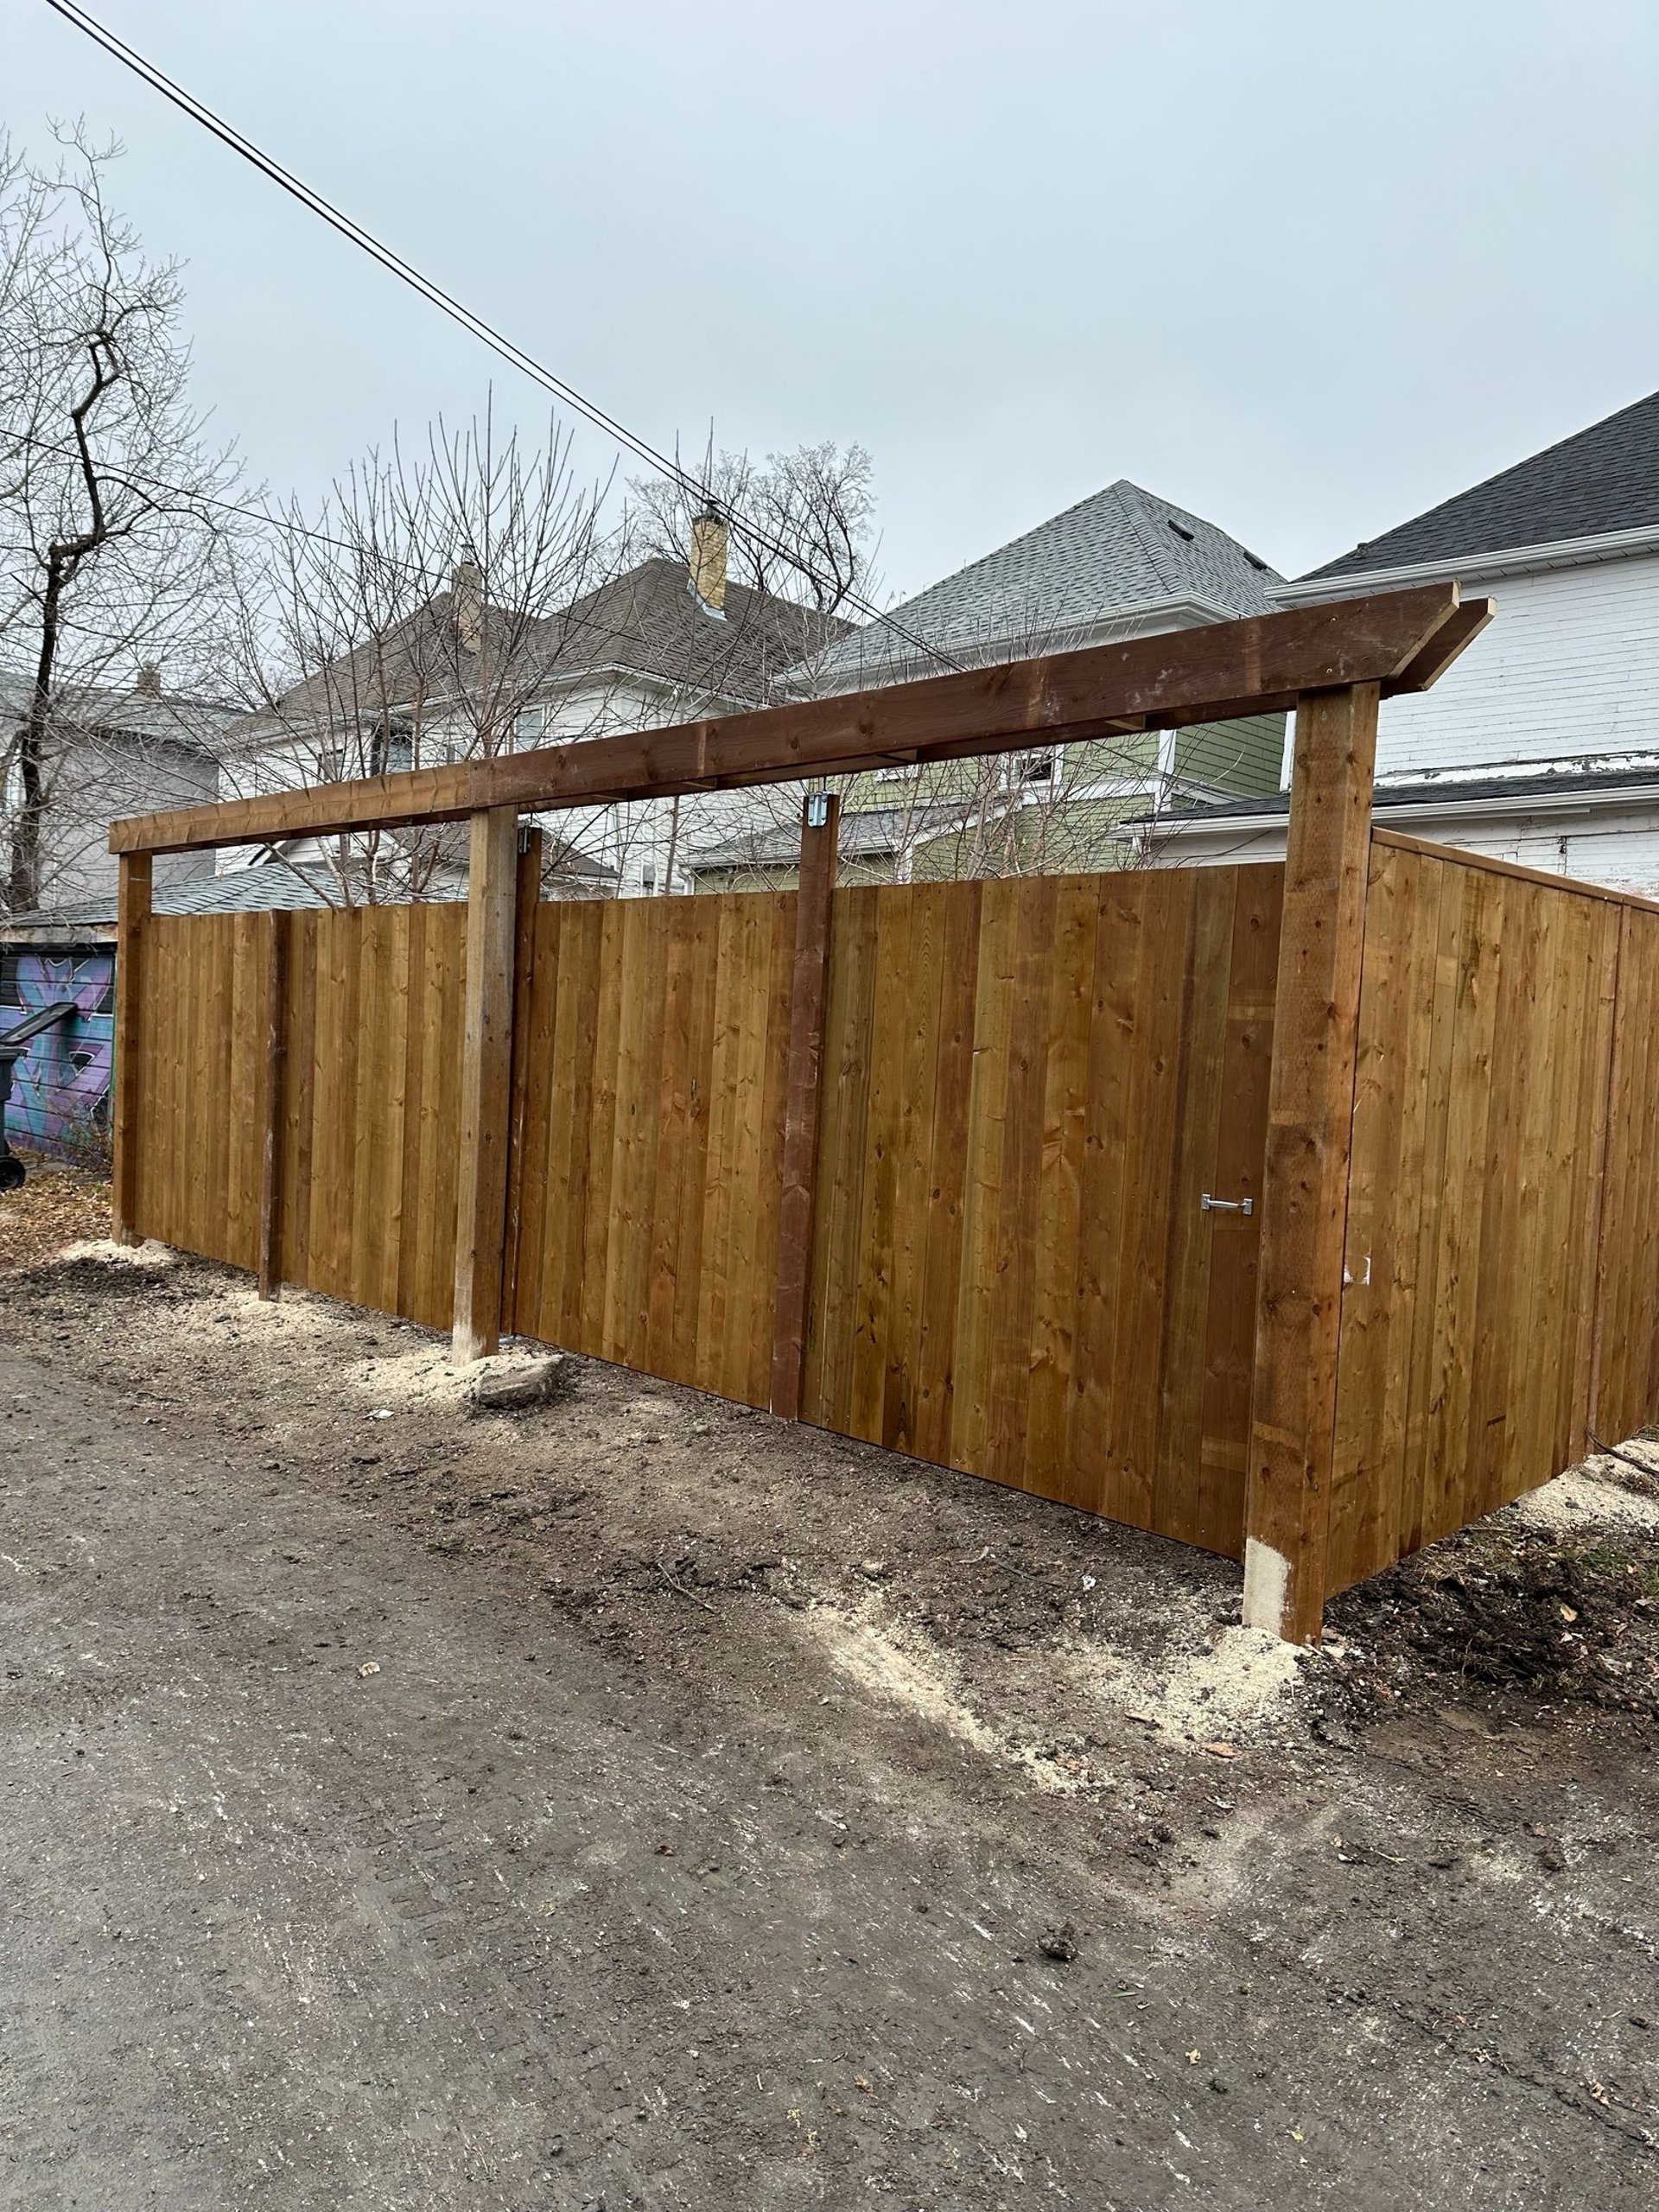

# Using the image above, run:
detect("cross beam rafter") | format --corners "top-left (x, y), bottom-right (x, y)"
top-left (110, 584), bottom-right (1492, 857)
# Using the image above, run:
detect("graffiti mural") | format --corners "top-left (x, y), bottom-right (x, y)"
top-left (0, 950), bottom-right (115, 1162)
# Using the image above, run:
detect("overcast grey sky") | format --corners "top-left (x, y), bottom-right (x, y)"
top-left (8, 0), bottom-right (1659, 600)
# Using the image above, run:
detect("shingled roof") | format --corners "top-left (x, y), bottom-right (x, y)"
top-left (550, 557), bottom-right (850, 701)
top-left (810, 480), bottom-right (1282, 691)
top-left (1305, 389), bottom-right (1659, 581)
top-left (264, 558), bottom-right (851, 731)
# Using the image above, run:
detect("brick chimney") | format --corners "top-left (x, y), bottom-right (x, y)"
top-left (690, 506), bottom-right (727, 617)
top-left (135, 663), bottom-right (163, 697)
top-left (452, 557), bottom-right (484, 652)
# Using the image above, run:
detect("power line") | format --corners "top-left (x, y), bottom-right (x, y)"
top-left (1, 420), bottom-right (852, 706)
top-left (41, 0), bottom-right (958, 673)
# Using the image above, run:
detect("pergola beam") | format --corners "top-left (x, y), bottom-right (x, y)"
top-left (111, 585), bottom-right (1491, 858)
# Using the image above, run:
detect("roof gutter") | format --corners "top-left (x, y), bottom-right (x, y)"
top-left (1153, 778), bottom-right (1659, 838)
top-left (1276, 522), bottom-right (1659, 604)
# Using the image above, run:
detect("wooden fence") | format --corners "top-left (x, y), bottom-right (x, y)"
top-left (1327, 830), bottom-right (1659, 1596)
top-left (119, 825), bottom-right (1659, 1637)
top-left (111, 584), bottom-right (1659, 1640)
top-left (131, 904), bottom-right (467, 1330)
top-left (122, 864), bottom-right (1284, 1560)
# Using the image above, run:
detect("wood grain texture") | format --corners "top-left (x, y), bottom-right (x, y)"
top-left (502, 828), bottom-right (545, 1326)
top-left (508, 889), bottom-right (796, 1404)
top-left (112, 588), bottom-right (1484, 855)
top-left (1593, 906), bottom-right (1659, 1443)
top-left (452, 807), bottom-right (521, 1362)
top-left (802, 868), bottom-right (1281, 1551)
top-left (1326, 834), bottom-right (1638, 1597)
top-left (1244, 683), bottom-right (1381, 1644)
top-left (130, 903), bottom-right (467, 1326)
top-left (770, 795), bottom-right (841, 1420)
top-left (111, 851), bottom-right (153, 1244)
top-left (257, 909), bottom-right (289, 1299)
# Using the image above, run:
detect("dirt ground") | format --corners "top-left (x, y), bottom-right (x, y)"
top-left (0, 1160), bottom-right (110, 1273)
top-left (1, 1193), bottom-right (1656, 2208)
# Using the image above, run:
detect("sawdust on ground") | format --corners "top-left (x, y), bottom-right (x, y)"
top-left (0, 1165), bottom-right (111, 1275)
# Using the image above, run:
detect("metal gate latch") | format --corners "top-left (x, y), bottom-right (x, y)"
top-left (1200, 1192), bottom-right (1254, 1217)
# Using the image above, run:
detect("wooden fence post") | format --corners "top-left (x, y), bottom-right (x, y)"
top-left (501, 823), bottom-right (544, 1332)
top-left (111, 850), bottom-right (152, 1246)
top-left (452, 804), bottom-right (521, 1363)
top-left (1243, 682), bottom-right (1379, 1644)
top-left (771, 791), bottom-right (841, 1421)
top-left (257, 908), bottom-right (290, 1301)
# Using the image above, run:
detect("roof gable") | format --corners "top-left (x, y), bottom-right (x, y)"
top-left (1304, 390), bottom-right (1659, 581)
top-left (811, 480), bottom-right (1281, 689)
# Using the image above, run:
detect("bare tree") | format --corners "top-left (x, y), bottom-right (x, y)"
top-left (226, 408), bottom-right (638, 902)
top-left (0, 124), bottom-right (246, 913)
top-left (629, 438), bottom-right (878, 622)
top-left (230, 429), bottom-right (875, 903)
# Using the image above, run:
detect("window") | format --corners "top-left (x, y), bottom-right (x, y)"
top-left (316, 746), bottom-right (345, 782)
top-left (514, 702), bottom-right (549, 748)
top-left (1019, 748), bottom-right (1055, 784)
top-left (368, 715), bottom-right (414, 777)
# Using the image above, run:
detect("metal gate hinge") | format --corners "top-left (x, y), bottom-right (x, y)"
top-left (1200, 1192), bottom-right (1254, 1217)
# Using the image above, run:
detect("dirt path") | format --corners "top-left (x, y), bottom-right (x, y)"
top-left (1, 1243), bottom-right (1656, 2208)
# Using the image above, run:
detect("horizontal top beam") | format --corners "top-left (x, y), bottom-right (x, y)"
top-left (111, 584), bottom-right (1492, 856)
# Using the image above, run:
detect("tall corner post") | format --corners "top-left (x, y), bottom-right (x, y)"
top-left (770, 791), bottom-right (841, 1421)
top-left (451, 804), bottom-right (523, 1365)
top-left (111, 849), bottom-right (153, 1246)
top-left (1243, 682), bottom-right (1379, 1645)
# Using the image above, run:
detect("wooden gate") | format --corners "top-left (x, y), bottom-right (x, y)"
top-left (503, 865), bottom-right (1281, 1556)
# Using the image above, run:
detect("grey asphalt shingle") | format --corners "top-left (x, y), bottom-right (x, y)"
top-left (811, 480), bottom-right (1282, 690)
top-left (1305, 389), bottom-right (1659, 580)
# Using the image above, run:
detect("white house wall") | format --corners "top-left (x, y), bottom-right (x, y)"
top-left (1373, 554), bottom-right (1659, 779)
top-left (1150, 803), bottom-right (1659, 896)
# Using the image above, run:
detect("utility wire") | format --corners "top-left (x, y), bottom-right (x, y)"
top-left (0, 420), bottom-right (848, 709)
top-left (41, 0), bottom-right (958, 671)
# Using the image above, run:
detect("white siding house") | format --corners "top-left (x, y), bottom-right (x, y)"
top-left (1361, 547), bottom-right (1659, 782)
top-left (1153, 390), bottom-right (1659, 893)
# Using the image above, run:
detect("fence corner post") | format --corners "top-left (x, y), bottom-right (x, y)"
top-left (451, 804), bottom-right (522, 1365)
top-left (1243, 682), bottom-right (1378, 1645)
top-left (111, 849), bottom-right (153, 1247)
top-left (770, 791), bottom-right (841, 1421)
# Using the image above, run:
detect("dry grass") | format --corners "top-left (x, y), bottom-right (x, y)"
top-left (0, 1160), bottom-right (111, 1274)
